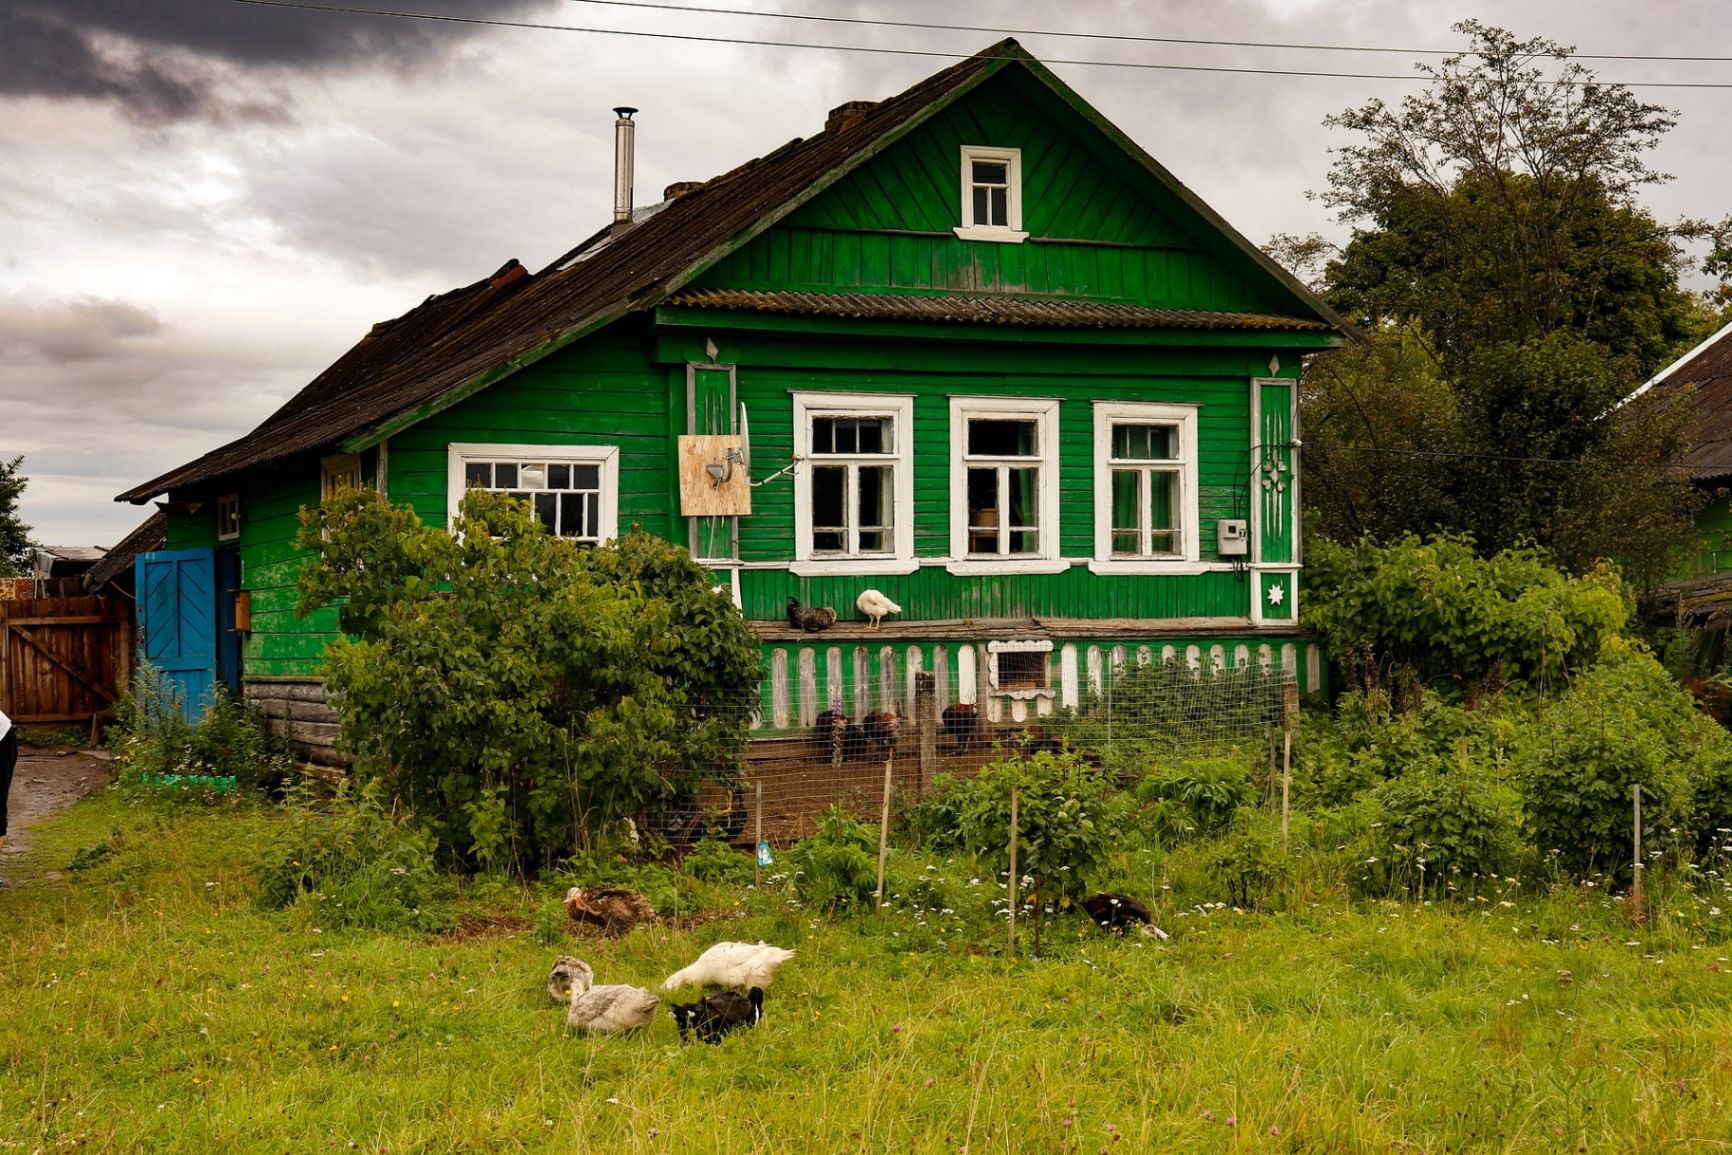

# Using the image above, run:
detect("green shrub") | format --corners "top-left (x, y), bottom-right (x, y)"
top-left (1201, 809), bottom-right (1288, 909)
top-left (1304, 534), bottom-right (1628, 695)
top-left (1518, 641), bottom-right (1718, 878)
top-left (787, 805), bottom-right (881, 911)
top-left (683, 837), bottom-right (757, 885)
top-left (1136, 755), bottom-right (1259, 839)
top-left (297, 488), bottom-right (763, 872)
top-left (255, 779), bottom-right (450, 933)
top-left (112, 664), bottom-right (293, 798)
top-left (900, 773), bottom-right (971, 852)
top-left (1370, 757), bottom-right (1519, 895)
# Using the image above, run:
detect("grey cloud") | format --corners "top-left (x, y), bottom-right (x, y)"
top-left (0, 293), bottom-right (164, 363)
top-left (0, 0), bottom-right (554, 122)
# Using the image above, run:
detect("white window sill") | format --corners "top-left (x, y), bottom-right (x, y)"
top-left (952, 225), bottom-right (1029, 244)
top-left (946, 558), bottom-right (1071, 576)
top-left (789, 558), bottom-right (921, 578)
top-left (1087, 559), bottom-right (1215, 576)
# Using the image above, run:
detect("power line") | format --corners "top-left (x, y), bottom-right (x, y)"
top-left (225, 0), bottom-right (1732, 89)
top-left (560, 0), bottom-right (1732, 65)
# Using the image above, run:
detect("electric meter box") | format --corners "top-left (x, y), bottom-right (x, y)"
top-left (1217, 519), bottom-right (1249, 557)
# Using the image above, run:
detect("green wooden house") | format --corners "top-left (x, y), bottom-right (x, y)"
top-left (117, 39), bottom-right (1348, 765)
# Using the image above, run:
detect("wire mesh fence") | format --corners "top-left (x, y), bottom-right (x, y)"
top-left (656, 647), bottom-right (1300, 846)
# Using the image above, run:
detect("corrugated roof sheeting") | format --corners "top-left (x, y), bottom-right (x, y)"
top-left (1650, 327), bottom-right (1732, 480)
top-left (668, 288), bottom-right (1336, 332)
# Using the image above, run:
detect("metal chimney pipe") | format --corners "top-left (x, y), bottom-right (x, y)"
top-left (612, 106), bottom-right (638, 234)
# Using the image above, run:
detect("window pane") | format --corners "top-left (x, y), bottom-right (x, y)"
top-left (858, 465), bottom-right (891, 535)
top-left (1111, 530), bottom-right (1141, 554)
top-left (1110, 469), bottom-right (1140, 534)
top-left (966, 468), bottom-right (999, 554)
top-left (494, 463), bottom-right (518, 488)
top-left (572, 464), bottom-right (600, 490)
top-left (855, 417), bottom-right (887, 455)
top-left (464, 462), bottom-right (492, 488)
top-left (560, 492), bottom-right (587, 537)
top-left (812, 417), bottom-right (836, 454)
top-left (520, 464), bottom-right (547, 490)
top-left (1007, 467), bottom-right (1037, 526)
top-left (812, 465), bottom-right (846, 551)
top-left (533, 492), bottom-right (557, 533)
top-left (1148, 530), bottom-right (1179, 554)
top-left (972, 160), bottom-right (1007, 185)
top-left (989, 186), bottom-right (1008, 226)
top-left (1148, 470), bottom-right (1177, 531)
top-left (1008, 529), bottom-right (1040, 555)
top-left (548, 463), bottom-right (570, 489)
top-left (998, 650), bottom-right (1044, 690)
top-left (972, 186), bottom-right (988, 225)
top-left (857, 530), bottom-right (885, 553)
top-left (586, 493), bottom-right (599, 534)
top-left (1112, 423), bottom-right (1176, 461)
top-left (967, 418), bottom-right (1037, 457)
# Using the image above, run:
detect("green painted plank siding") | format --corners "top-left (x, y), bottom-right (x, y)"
top-left (1684, 489), bottom-right (1732, 577)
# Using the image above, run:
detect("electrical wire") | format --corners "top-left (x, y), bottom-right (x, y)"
top-left (558, 0), bottom-right (1732, 65)
top-left (224, 0), bottom-right (1732, 89)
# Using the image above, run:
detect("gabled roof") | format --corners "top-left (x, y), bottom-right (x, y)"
top-left (118, 39), bottom-right (1348, 505)
top-left (1641, 318), bottom-right (1732, 481)
top-left (84, 510), bottom-right (167, 593)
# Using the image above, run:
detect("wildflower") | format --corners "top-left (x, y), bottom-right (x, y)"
top-left (924, 1079), bottom-right (934, 1088)
top-left (892, 1024), bottom-right (902, 1033)
top-left (1225, 1116), bottom-right (1237, 1127)
top-left (1201, 1110), bottom-right (1215, 1122)
top-left (1269, 1125), bottom-right (1281, 1136)
top-left (1063, 1118), bottom-right (1073, 1128)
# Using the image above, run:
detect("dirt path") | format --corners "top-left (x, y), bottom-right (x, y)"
top-left (2, 747), bottom-right (110, 876)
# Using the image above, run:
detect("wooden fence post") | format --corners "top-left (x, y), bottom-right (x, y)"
top-left (1007, 785), bottom-right (1019, 954)
top-left (874, 752), bottom-right (894, 916)
top-left (754, 779), bottom-right (763, 889)
top-left (1632, 783), bottom-right (1644, 921)
top-left (1281, 682), bottom-right (1299, 858)
top-left (915, 671), bottom-right (936, 796)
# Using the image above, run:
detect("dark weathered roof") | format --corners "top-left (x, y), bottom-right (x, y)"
top-left (118, 38), bottom-right (1347, 504)
top-left (1643, 319), bottom-right (1732, 481)
top-left (85, 510), bottom-right (167, 592)
top-left (668, 287), bottom-right (1337, 332)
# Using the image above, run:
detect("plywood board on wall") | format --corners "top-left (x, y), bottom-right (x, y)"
top-left (678, 435), bottom-right (752, 517)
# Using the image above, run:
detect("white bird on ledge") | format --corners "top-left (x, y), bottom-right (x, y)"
top-left (856, 588), bottom-right (901, 630)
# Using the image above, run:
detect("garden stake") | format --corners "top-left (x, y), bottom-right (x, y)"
top-left (1632, 783), bottom-right (1644, 922)
top-left (874, 752), bottom-right (893, 916)
top-left (1007, 786), bottom-right (1019, 954)
top-left (755, 779), bottom-right (763, 889)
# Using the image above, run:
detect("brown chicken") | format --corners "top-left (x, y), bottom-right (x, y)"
top-left (564, 886), bottom-right (653, 933)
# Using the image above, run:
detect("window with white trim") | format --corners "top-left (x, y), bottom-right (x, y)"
top-left (215, 494), bottom-right (241, 541)
top-left (447, 443), bottom-right (620, 545)
top-left (949, 397), bottom-right (1060, 565)
top-left (954, 146), bottom-right (1028, 243)
top-left (320, 454), bottom-right (363, 502)
top-left (1092, 402), bottom-right (1200, 565)
top-left (793, 393), bottom-right (915, 570)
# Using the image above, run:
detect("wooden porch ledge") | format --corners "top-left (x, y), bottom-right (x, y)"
top-left (750, 616), bottom-right (1298, 643)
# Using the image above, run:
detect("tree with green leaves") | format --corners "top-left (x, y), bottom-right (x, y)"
top-left (1282, 22), bottom-right (1706, 582)
top-left (0, 455), bottom-right (33, 578)
top-left (297, 487), bottom-right (763, 873)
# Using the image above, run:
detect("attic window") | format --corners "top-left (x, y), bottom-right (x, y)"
top-left (320, 454), bottom-right (364, 502)
top-left (954, 146), bottom-right (1027, 243)
top-left (216, 494), bottom-right (241, 541)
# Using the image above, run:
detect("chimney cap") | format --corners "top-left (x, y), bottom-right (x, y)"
top-left (825, 100), bottom-right (877, 133)
top-left (664, 180), bottom-right (706, 200)
top-left (614, 106), bottom-right (638, 119)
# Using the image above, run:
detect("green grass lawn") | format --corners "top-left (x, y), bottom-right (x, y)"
top-left (5, 789), bottom-right (1732, 1153)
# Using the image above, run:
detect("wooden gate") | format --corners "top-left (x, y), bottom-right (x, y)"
top-left (0, 596), bottom-right (129, 725)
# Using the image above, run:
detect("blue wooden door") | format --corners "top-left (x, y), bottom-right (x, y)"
top-left (136, 548), bottom-right (218, 721)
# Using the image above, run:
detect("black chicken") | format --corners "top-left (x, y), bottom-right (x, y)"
top-left (1080, 892), bottom-right (1152, 932)
top-left (672, 987), bottom-right (764, 1044)
top-left (941, 703), bottom-right (979, 753)
top-left (786, 597), bottom-right (837, 632)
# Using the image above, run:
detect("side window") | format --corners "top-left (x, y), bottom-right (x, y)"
top-left (954, 146), bottom-right (1027, 243)
top-left (792, 393), bottom-right (915, 573)
top-left (319, 454), bottom-right (363, 502)
top-left (1092, 402), bottom-right (1199, 567)
top-left (216, 494), bottom-right (241, 541)
top-left (447, 444), bottom-right (620, 545)
top-left (948, 398), bottom-right (1060, 569)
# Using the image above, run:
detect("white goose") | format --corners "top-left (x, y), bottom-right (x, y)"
top-left (856, 589), bottom-right (901, 630)
top-left (662, 941), bottom-right (796, 994)
top-left (560, 959), bottom-right (660, 1034)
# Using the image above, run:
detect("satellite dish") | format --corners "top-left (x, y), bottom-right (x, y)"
top-left (737, 402), bottom-right (751, 471)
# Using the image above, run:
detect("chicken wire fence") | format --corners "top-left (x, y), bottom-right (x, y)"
top-left (653, 647), bottom-right (1300, 847)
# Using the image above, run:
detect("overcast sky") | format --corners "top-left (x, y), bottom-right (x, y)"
top-left (4, 0), bottom-right (1728, 547)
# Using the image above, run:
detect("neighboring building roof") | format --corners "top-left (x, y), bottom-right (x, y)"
top-left (666, 288), bottom-right (1337, 332)
top-left (32, 545), bottom-right (107, 580)
top-left (117, 38), bottom-right (1349, 506)
top-left (1639, 317), bottom-right (1732, 481)
top-left (84, 510), bottom-right (168, 593)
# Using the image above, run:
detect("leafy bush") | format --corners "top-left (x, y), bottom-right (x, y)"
top-left (1136, 755), bottom-right (1259, 839)
top-left (955, 750), bottom-right (1126, 911)
top-left (1201, 809), bottom-right (1288, 909)
top-left (255, 780), bottom-right (450, 933)
top-left (1518, 641), bottom-right (1720, 878)
top-left (1370, 757), bottom-right (1519, 895)
top-left (1304, 534), bottom-right (1628, 695)
top-left (112, 664), bottom-right (293, 797)
top-left (900, 773), bottom-right (971, 852)
top-left (787, 805), bottom-right (881, 911)
top-left (297, 488), bottom-right (763, 872)
top-left (683, 837), bottom-right (757, 885)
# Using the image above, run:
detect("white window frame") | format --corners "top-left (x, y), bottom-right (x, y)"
top-left (953, 145), bottom-right (1028, 244)
top-left (987, 638), bottom-right (1054, 699)
top-left (1090, 402), bottom-right (1201, 572)
top-left (791, 392), bottom-right (917, 576)
top-left (948, 397), bottom-right (1062, 575)
top-left (446, 442), bottom-right (620, 545)
top-left (215, 493), bottom-right (241, 542)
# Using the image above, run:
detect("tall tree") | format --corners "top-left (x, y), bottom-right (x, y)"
top-left (1290, 22), bottom-right (1702, 581)
top-left (0, 455), bottom-right (33, 578)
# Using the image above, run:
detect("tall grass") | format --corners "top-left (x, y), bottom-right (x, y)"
top-left (4, 789), bottom-right (1732, 1152)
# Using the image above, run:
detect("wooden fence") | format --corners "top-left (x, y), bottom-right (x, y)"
top-left (0, 595), bottom-right (129, 726)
